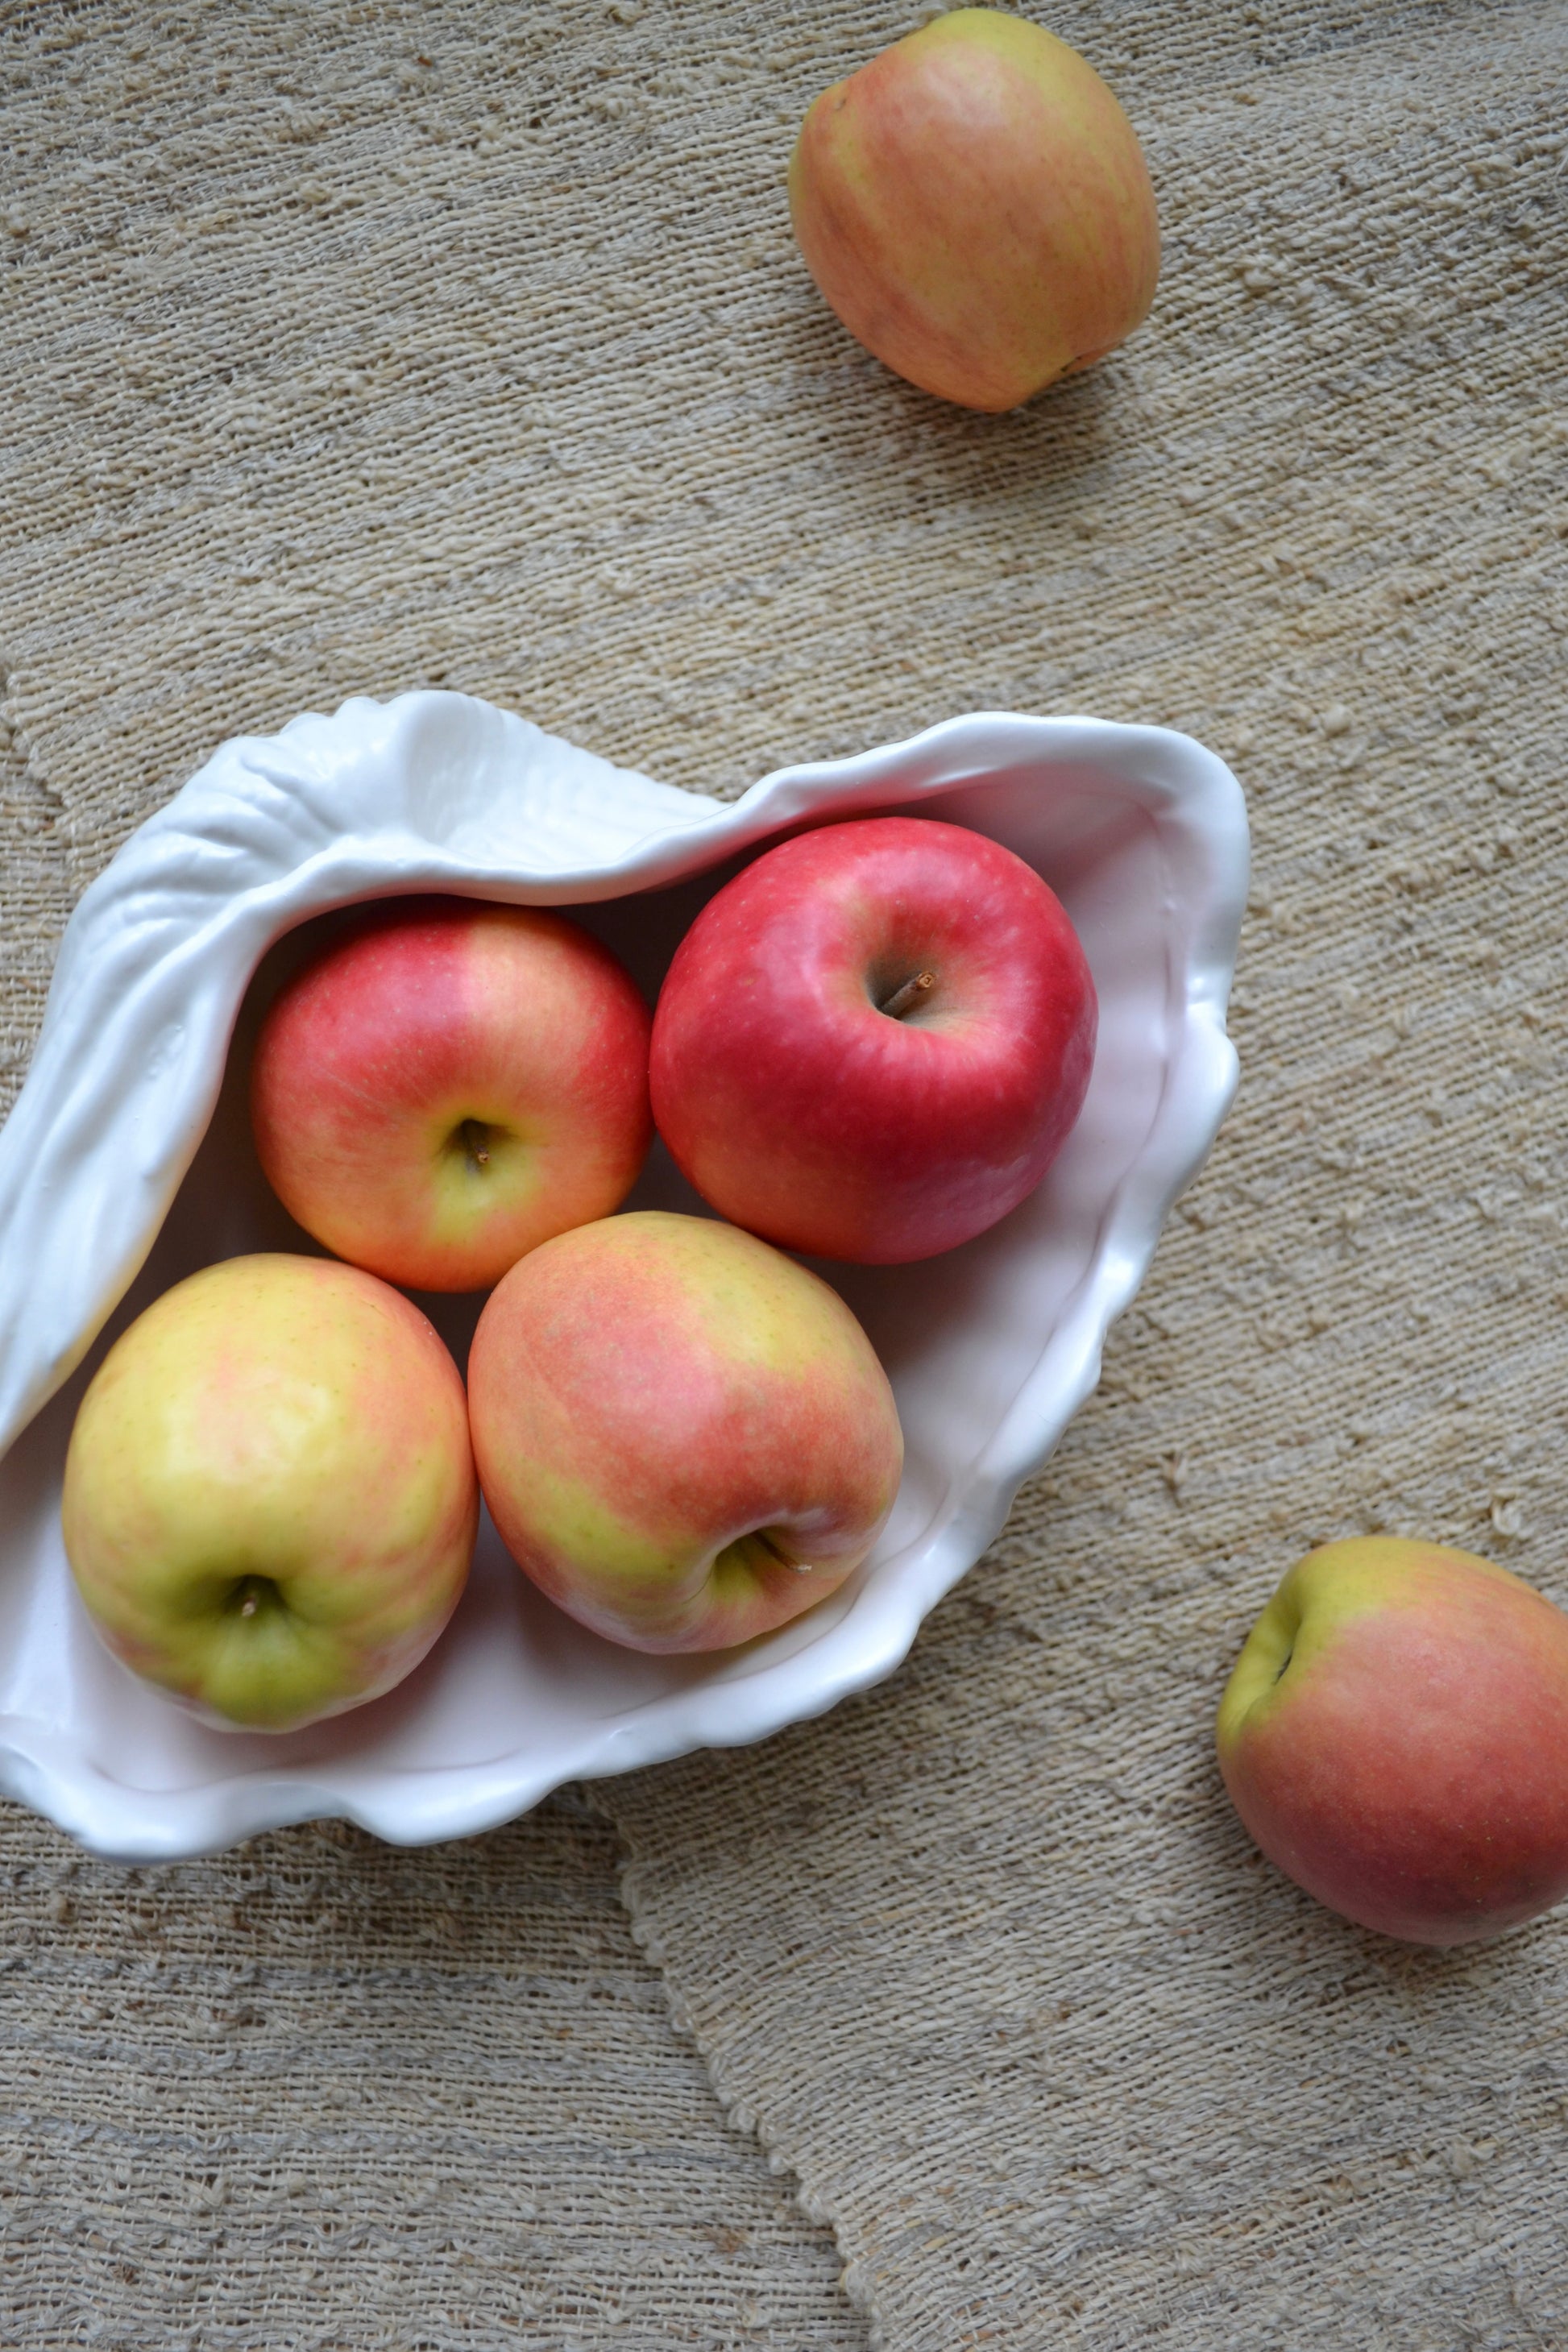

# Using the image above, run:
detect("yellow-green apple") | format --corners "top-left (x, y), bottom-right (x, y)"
top-left (1217, 1537), bottom-right (1568, 1947)
top-left (649, 815), bottom-right (1096, 1264)
top-left (61, 1254), bottom-right (479, 1731)
top-left (467, 1210), bottom-right (904, 1653)
top-left (251, 896), bottom-right (652, 1292)
top-left (789, 10), bottom-right (1159, 412)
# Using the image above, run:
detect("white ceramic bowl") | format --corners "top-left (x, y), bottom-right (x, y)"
top-left (0, 694), bottom-right (1247, 1859)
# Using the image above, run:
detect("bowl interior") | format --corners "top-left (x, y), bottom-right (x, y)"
top-left (0, 761), bottom-right (1178, 1825)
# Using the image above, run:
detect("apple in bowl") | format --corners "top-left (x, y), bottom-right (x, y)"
top-left (1217, 1537), bottom-right (1568, 1946)
top-left (61, 1254), bottom-right (479, 1732)
top-left (251, 895), bottom-right (652, 1293)
top-left (467, 1210), bottom-right (904, 1653)
top-left (649, 815), bottom-right (1097, 1263)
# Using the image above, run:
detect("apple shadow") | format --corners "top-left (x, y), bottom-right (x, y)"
top-left (769, 297), bottom-right (1122, 524)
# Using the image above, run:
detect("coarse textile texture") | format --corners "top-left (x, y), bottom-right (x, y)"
top-left (0, 1769), bottom-right (859, 2351)
top-left (2, 2), bottom-right (1567, 2349)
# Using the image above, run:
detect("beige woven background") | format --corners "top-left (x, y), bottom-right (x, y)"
top-left (4, 2), bottom-right (1567, 2345)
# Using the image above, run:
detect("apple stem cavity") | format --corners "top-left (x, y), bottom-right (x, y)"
top-left (878, 969), bottom-right (937, 1021)
top-left (455, 1118), bottom-right (492, 1173)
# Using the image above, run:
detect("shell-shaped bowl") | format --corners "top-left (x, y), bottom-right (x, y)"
top-left (0, 694), bottom-right (1247, 1858)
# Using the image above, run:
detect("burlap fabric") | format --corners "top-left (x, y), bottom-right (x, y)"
top-left (3, 2), bottom-right (1566, 2346)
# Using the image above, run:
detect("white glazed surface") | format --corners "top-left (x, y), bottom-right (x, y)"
top-left (0, 694), bottom-right (1247, 1860)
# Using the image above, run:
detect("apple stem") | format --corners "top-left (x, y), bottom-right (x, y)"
top-left (458, 1118), bottom-right (492, 1170)
top-left (878, 969), bottom-right (936, 1021)
top-left (230, 1574), bottom-right (277, 1619)
top-left (756, 1529), bottom-right (815, 1575)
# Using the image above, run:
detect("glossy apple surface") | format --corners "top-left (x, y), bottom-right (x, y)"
top-left (790, 9), bottom-right (1159, 412)
top-left (467, 1210), bottom-right (904, 1653)
top-left (62, 1254), bottom-right (479, 1731)
top-left (251, 896), bottom-right (652, 1292)
top-left (649, 815), bottom-right (1096, 1264)
top-left (1217, 1537), bottom-right (1568, 1946)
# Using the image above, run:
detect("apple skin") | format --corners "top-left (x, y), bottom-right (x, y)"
top-left (467, 1210), bottom-right (904, 1653)
top-left (1217, 1537), bottom-right (1568, 1947)
top-left (649, 816), bottom-right (1096, 1265)
top-left (61, 1254), bottom-right (479, 1732)
top-left (789, 10), bottom-right (1159, 412)
top-left (251, 896), bottom-right (652, 1293)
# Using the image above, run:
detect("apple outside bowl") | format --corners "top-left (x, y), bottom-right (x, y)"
top-left (0, 695), bottom-right (1247, 1860)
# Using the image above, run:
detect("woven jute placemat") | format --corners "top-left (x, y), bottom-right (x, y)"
top-left (4, 2), bottom-right (1566, 2346)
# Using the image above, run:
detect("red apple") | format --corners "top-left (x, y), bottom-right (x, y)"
top-left (1217, 1537), bottom-right (1568, 1947)
top-left (649, 815), bottom-right (1096, 1264)
top-left (467, 1210), bottom-right (904, 1653)
top-left (789, 10), bottom-right (1159, 412)
top-left (251, 896), bottom-right (652, 1292)
top-left (61, 1254), bottom-right (478, 1731)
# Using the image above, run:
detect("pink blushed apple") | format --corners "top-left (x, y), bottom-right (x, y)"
top-left (649, 815), bottom-right (1096, 1265)
top-left (789, 10), bottom-right (1159, 413)
top-left (61, 1254), bottom-right (479, 1731)
top-left (251, 896), bottom-right (652, 1293)
top-left (1217, 1537), bottom-right (1568, 1947)
top-left (467, 1211), bottom-right (904, 1653)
